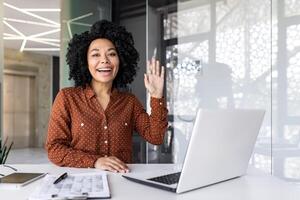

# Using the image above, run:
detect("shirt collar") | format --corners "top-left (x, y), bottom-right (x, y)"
top-left (84, 84), bottom-right (119, 100)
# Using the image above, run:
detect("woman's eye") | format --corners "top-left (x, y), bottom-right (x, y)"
top-left (91, 53), bottom-right (100, 57)
top-left (108, 52), bottom-right (117, 57)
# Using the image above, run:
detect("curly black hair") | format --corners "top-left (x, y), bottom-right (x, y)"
top-left (66, 20), bottom-right (139, 88)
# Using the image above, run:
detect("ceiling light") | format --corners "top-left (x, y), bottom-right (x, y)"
top-left (23, 48), bottom-right (60, 51)
top-left (4, 2), bottom-right (59, 26)
top-left (20, 39), bottom-right (27, 52)
top-left (4, 18), bottom-right (60, 28)
top-left (28, 29), bottom-right (60, 39)
top-left (3, 2), bottom-right (60, 52)
top-left (3, 20), bottom-right (25, 37)
top-left (22, 8), bottom-right (61, 12)
top-left (63, 12), bottom-right (93, 38)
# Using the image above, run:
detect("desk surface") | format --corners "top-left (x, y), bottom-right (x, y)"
top-left (0, 164), bottom-right (299, 200)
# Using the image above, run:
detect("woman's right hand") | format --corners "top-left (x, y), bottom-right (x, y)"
top-left (94, 156), bottom-right (129, 173)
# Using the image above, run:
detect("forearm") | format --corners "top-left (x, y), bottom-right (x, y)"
top-left (46, 142), bottom-right (99, 168)
top-left (148, 118), bottom-right (168, 145)
top-left (135, 97), bottom-right (168, 145)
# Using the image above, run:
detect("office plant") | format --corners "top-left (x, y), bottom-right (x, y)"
top-left (0, 137), bottom-right (13, 164)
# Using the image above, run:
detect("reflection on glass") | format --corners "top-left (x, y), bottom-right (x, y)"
top-left (285, 0), bottom-right (300, 17)
top-left (60, 0), bottom-right (111, 87)
top-left (273, 0), bottom-right (300, 182)
top-left (215, 0), bottom-right (272, 173)
top-left (164, 12), bottom-right (177, 40)
top-left (283, 126), bottom-right (300, 145)
top-left (285, 158), bottom-right (300, 180)
top-left (147, 0), bottom-right (300, 182)
top-left (253, 154), bottom-right (272, 173)
top-left (177, 3), bottom-right (210, 37)
top-left (287, 24), bottom-right (300, 116)
top-left (178, 0), bottom-right (272, 167)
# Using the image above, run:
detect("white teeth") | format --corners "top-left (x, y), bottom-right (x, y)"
top-left (96, 68), bottom-right (112, 72)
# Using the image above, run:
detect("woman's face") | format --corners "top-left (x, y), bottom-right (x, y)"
top-left (87, 38), bottom-right (119, 86)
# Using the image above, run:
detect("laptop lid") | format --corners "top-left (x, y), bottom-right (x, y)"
top-left (176, 109), bottom-right (265, 193)
top-left (123, 109), bottom-right (265, 193)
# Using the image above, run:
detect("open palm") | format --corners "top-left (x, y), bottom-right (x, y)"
top-left (144, 58), bottom-right (165, 98)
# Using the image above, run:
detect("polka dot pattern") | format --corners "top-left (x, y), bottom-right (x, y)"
top-left (45, 85), bottom-right (168, 168)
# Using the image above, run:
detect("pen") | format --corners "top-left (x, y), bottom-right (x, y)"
top-left (53, 172), bottom-right (68, 184)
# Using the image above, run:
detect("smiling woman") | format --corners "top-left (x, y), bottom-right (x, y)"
top-left (45, 20), bottom-right (168, 173)
top-left (87, 38), bottom-right (120, 90)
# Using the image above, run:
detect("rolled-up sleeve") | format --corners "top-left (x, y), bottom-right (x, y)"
top-left (45, 90), bottom-right (99, 168)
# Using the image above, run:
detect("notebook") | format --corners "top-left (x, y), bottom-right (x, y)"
top-left (29, 172), bottom-right (111, 199)
top-left (0, 172), bottom-right (47, 189)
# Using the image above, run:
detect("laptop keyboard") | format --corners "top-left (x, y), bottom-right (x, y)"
top-left (147, 172), bottom-right (181, 185)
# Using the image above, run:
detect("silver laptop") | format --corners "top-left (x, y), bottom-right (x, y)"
top-left (123, 109), bottom-right (265, 193)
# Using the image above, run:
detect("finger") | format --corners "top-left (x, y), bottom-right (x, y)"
top-left (108, 158), bottom-right (128, 172)
top-left (151, 57), bottom-right (155, 66)
top-left (110, 157), bottom-right (129, 170)
top-left (156, 60), bottom-right (160, 76)
top-left (147, 60), bottom-right (151, 74)
top-left (95, 157), bottom-right (120, 172)
top-left (151, 58), bottom-right (156, 75)
top-left (100, 159), bottom-right (123, 172)
top-left (144, 74), bottom-right (149, 88)
top-left (160, 66), bottom-right (165, 78)
top-left (105, 162), bottom-right (121, 172)
top-left (101, 164), bottom-right (117, 172)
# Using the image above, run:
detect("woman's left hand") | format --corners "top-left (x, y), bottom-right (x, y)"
top-left (144, 58), bottom-right (165, 98)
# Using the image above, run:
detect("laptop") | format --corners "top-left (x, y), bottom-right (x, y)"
top-left (123, 109), bottom-right (265, 193)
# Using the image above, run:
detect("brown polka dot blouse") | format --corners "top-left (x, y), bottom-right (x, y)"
top-left (45, 85), bottom-right (168, 168)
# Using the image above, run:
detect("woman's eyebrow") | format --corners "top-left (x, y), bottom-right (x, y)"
top-left (89, 48), bottom-right (116, 53)
top-left (107, 48), bottom-right (116, 51)
top-left (89, 48), bottom-right (99, 53)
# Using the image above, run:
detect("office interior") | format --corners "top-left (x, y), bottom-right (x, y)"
top-left (0, 0), bottom-right (299, 186)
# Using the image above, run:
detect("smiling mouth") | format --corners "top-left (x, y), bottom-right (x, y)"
top-left (96, 68), bottom-right (112, 73)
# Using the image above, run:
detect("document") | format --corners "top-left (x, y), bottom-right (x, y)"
top-left (29, 172), bottom-right (111, 199)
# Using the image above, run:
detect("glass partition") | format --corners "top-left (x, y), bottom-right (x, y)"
top-left (60, 0), bottom-right (111, 88)
top-left (272, 0), bottom-right (300, 181)
top-left (147, 0), bottom-right (300, 183)
top-left (147, 0), bottom-right (272, 166)
top-left (147, 0), bottom-right (300, 182)
top-left (0, 0), bottom-right (3, 144)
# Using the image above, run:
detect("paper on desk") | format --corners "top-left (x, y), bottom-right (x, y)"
top-left (28, 172), bottom-right (110, 200)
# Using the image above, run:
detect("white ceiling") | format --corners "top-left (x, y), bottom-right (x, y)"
top-left (3, 0), bottom-right (60, 56)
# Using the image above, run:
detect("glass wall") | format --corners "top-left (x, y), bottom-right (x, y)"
top-left (0, 0), bottom-right (3, 142)
top-left (147, 0), bottom-right (300, 182)
top-left (2, 0), bottom-right (57, 149)
top-left (60, 0), bottom-right (111, 88)
top-left (272, 0), bottom-right (300, 181)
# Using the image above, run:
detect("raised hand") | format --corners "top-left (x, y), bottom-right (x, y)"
top-left (144, 58), bottom-right (165, 98)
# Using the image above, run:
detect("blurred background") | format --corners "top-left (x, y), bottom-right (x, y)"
top-left (0, 0), bottom-right (300, 184)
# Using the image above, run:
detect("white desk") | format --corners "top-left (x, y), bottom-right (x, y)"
top-left (0, 164), bottom-right (300, 200)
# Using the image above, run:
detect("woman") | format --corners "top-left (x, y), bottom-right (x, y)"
top-left (45, 20), bottom-right (168, 173)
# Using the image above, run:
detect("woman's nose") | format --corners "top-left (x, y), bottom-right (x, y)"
top-left (100, 56), bottom-right (109, 64)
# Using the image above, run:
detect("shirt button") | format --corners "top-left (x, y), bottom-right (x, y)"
top-left (104, 126), bottom-right (108, 130)
top-left (104, 155), bottom-right (108, 157)
top-left (104, 140), bottom-right (108, 144)
top-left (80, 123), bottom-right (84, 127)
top-left (159, 102), bottom-right (163, 105)
top-left (124, 122), bottom-right (128, 126)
